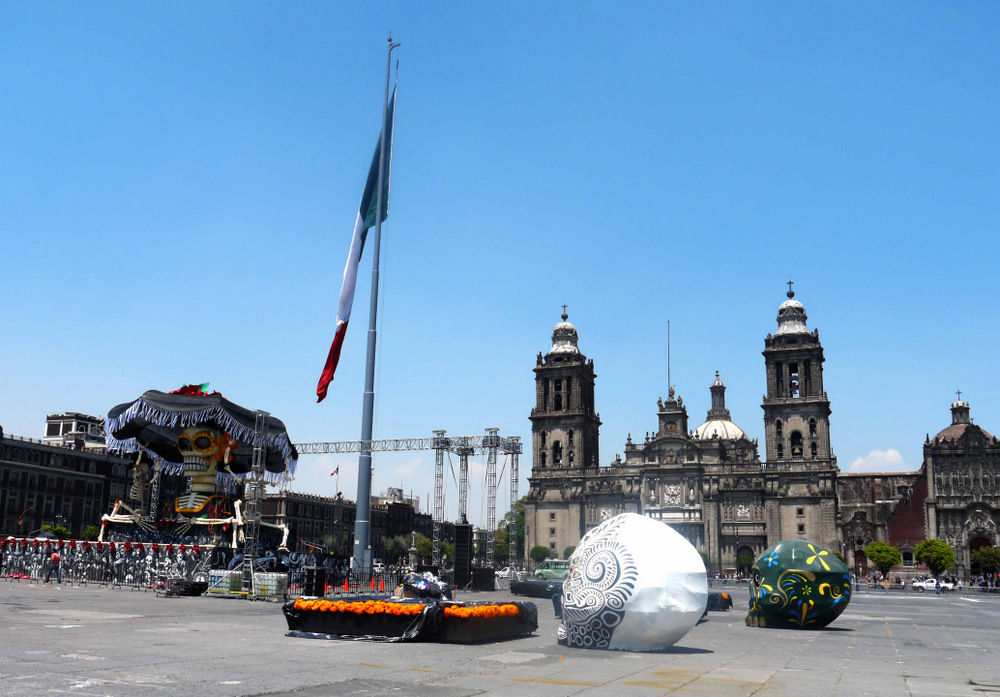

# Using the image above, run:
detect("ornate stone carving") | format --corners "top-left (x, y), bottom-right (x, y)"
top-left (664, 484), bottom-right (681, 505)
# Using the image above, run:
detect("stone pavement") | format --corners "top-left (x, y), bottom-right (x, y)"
top-left (2, 581), bottom-right (1000, 696)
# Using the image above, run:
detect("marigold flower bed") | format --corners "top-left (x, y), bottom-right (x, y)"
top-left (283, 596), bottom-right (538, 643)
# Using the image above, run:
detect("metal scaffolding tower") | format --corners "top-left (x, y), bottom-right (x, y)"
top-left (242, 409), bottom-right (269, 596)
top-left (508, 436), bottom-right (522, 568)
top-left (457, 445), bottom-right (472, 523)
top-left (294, 429), bottom-right (522, 568)
top-left (484, 428), bottom-right (499, 567)
top-left (432, 430), bottom-right (446, 568)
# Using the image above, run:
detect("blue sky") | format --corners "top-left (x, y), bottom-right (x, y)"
top-left (3, 3), bottom-right (999, 527)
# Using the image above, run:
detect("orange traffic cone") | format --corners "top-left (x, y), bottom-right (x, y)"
top-left (379, 578), bottom-right (385, 592)
top-left (343, 577), bottom-right (349, 593)
top-left (370, 577), bottom-right (376, 590)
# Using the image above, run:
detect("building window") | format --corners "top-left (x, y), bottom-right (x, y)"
top-left (554, 395), bottom-right (562, 410)
top-left (550, 542), bottom-right (556, 551)
top-left (902, 551), bottom-right (913, 566)
top-left (809, 418), bottom-right (817, 438)
top-left (552, 441), bottom-right (563, 465)
top-left (789, 363), bottom-right (800, 398)
top-left (568, 430), bottom-right (574, 447)
top-left (775, 420), bottom-right (782, 437)
top-left (797, 523), bottom-right (805, 534)
top-left (549, 528), bottom-right (556, 536)
top-left (796, 507), bottom-right (804, 517)
top-left (539, 451), bottom-right (547, 466)
top-left (777, 443), bottom-right (784, 458)
top-left (810, 442), bottom-right (818, 458)
top-left (549, 512), bottom-right (556, 521)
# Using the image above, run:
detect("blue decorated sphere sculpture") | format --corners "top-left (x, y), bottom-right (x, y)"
top-left (746, 539), bottom-right (851, 629)
top-left (557, 513), bottom-right (707, 651)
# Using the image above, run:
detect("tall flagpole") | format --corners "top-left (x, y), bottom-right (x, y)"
top-left (353, 34), bottom-right (400, 573)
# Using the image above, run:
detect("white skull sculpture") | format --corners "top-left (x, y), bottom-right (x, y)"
top-left (558, 512), bottom-right (707, 651)
top-left (176, 426), bottom-right (233, 511)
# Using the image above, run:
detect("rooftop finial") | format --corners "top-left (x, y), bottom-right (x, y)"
top-left (715, 370), bottom-right (720, 379)
top-left (561, 304), bottom-right (568, 321)
top-left (786, 280), bottom-right (795, 298)
top-left (956, 387), bottom-right (963, 402)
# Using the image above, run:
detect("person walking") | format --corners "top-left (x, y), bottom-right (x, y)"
top-left (43, 549), bottom-right (61, 584)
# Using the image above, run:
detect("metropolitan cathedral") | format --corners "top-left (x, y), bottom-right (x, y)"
top-left (525, 288), bottom-right (1000, 578)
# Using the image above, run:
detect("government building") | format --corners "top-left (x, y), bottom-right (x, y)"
top-left (525, 288), bottom-right (1000, 579)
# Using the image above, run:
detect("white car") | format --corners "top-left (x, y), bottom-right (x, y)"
top-left (911, 578), bottom-right (954, 592)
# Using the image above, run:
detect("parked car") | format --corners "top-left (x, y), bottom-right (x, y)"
top-left (911, 578), bottom-right (954, 592)
top-left (372, 561), bottom-right (386, 573)
top-left (534, 559), bottom-right (571, 580)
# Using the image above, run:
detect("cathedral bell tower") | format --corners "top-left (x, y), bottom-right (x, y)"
top-left (524, 309), bottom-right (602, 561)
top-left (530, 309), bottom-right (601, 471)
top-left (761, 284), bottom-right (838, 549)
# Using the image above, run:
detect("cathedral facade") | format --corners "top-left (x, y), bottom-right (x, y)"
top-left (525, 289), bottom-right (840, 572)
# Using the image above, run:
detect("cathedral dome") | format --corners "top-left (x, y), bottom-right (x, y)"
top-left (692, 372), bottom-right (746, 440)
top-left (548, 309), bottom-right (581, 356)
top-left (692, 418), bottom-right (746, 440)
top-left (934, 399), bottom-right (992, 442)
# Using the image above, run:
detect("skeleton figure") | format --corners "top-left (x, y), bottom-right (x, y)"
top-left (129, 454), bottom-right (151, 513)
top-left (175, 425), bottom-right (237, 513)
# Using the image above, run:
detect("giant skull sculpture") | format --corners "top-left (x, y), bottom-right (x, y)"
top-left (558, 512), bottom-right (707, 651)
top-left (175, 426), bottom-right (236, 513)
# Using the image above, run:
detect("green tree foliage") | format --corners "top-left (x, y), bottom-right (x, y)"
top-left (530, 545), bottom-right (551, 564)
top-left (562, 545), bottom-right (576, 559)
top-left (82, 525), bottom-right (100, 541)
top-left (698, 550), bottom-right (710, 570)
top-left (831, 550), bottom-right (846, 564)
top-left (971, 546), bottom-right (1000, 574)
top-left (864, 542), bottom-right (902, 576)
top-left (498, 498), bottom-right (526, 562)
top-left (914, 539), bottom-right (956, 578)
top-left (414, 533), bottom-right (432, 562)
top-left (737, 554), bottom-right (754, 572)
top-left (41, 524), bottom-right (71, 539)
top-left (383, 535), bottom-right (410, 564)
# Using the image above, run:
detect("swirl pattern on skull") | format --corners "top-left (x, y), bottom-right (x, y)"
top-left (560, 515), bottom-right (638, 648)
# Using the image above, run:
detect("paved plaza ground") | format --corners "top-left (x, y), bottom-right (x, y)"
top-left (2, 581), bottom-right (1000, 697)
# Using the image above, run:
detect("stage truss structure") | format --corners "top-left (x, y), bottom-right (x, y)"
top-left (293, 430), bottom-right (523, 568)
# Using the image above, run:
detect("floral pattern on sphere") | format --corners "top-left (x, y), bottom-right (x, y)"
top-left (746, 539), bottom-right (851, 629)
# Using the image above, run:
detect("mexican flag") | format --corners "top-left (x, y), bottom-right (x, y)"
top-left (316, 88), bottom-right (396, 402)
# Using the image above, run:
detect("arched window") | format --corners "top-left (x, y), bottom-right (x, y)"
top-left (554, 395), bottom-right (562, 410)
top-left (539, 451), bottom-right (547, 466)
top-left (777, 443), bottom-right (784, 458)
top-left (809, 418), bottom-right (817, 438)
top-left (810, 442), bottom-right (817, 458)
top-left (552, 440), bottom-right (563, 465)
top-left (789, 363), bottom-right (800, 397)
top-left (568, 450), bottom-right (575, 464)
top-left (790, 431), bottom-right (803, 458)
top-left (568, 429), bottom-right (574, 447)
top-left (540, 431), bottom-right (547, 447)
top-left (775, 420), bottom-right (783, 437)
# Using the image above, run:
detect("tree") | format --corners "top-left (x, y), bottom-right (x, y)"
top-left (414, 533), bottom-right (432, 562)
top-left (914, 539), bottom-right (956, 578)
top-left (82, 525), bottom-right (100, 541)
top-left (971, 546), bottom-right (1000, 575)
top-left (737, 554), bottom-right (754, 574)
top-left (864, 542), bottom-right (902, 577)
top-left (498, 498), bottom-right (526, 563)
top-left (383, 535), bottom-right (409, 564)
top-left (530, 545), bottom-right (551, 564)
top-left (41, 524), bottom-right (71, 539)
top-left (831, 550), bottom-right (846, 564)
top-left (562, 545), bottom-right (576, 560)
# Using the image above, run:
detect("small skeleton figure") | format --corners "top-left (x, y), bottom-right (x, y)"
top-left (129, 453), bottom-right (152, 514)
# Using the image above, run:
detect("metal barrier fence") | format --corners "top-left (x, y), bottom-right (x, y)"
top-left (2, 538), bottom-right (439, 601)
top-left (1, 537), bottom-right (207, 590)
